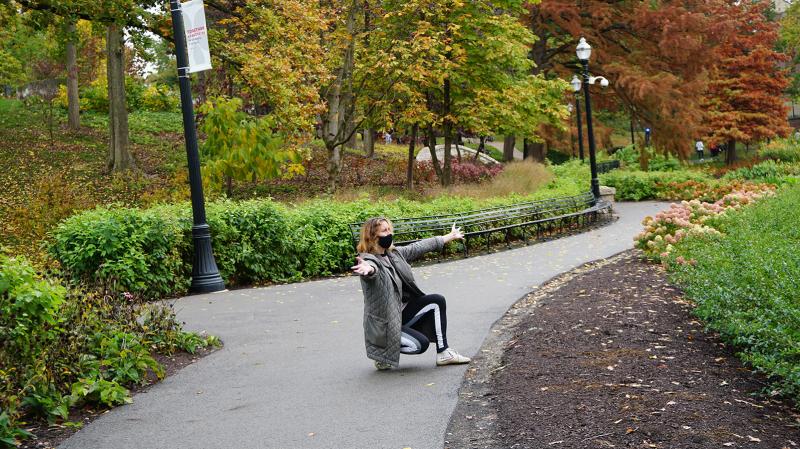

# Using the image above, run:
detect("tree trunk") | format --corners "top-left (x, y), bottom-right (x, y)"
top-left (525, 140), bottom-right (546, 162)
top-left (726, 140), bottom-right (737, 166)
top-left (344, 117), bottom-right (357, 149)
top-left (503, 135), bottom-right (515, 162)
top-left (522, 138), bottom-right (529, 160)
top-left (639, 145), bottom-right (649, 171)
top-left (426, 124), bottom-right (442, 180)
top-left (321, 1), bottom-right (357, 192)
top-left (106, 24), bottom-right (133, 172)
top-left (473, 136), bottom-right (486, 161)
top-left (406, 124), bottom-right (418, 190)
top-left (364, 128), bottom-right (375, 158)
top-left (327, 144), bottom-right (343, 192)
top-left (442, 78), bottom-right (452, 186)
top-left (66, 21), bottom-right (80, 130)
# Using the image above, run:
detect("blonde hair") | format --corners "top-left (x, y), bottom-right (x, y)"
top-left (357, 217), bottom-right (394, 254)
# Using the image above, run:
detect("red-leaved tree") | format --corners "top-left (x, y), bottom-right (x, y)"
top-left (522, 0), bottom-right (721, 159)
top-left (703, 0), bottom-right (790, 165)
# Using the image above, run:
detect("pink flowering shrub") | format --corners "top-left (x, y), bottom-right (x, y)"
top-left (414, 160), bottom-right (504, 184)
top-left (450, 160), bottom-right (504, 183)
top-left (634, 184), bottom-right (776, 262)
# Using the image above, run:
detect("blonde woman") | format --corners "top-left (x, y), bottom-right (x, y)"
top-left (351, 217), bottom-right (471, 370)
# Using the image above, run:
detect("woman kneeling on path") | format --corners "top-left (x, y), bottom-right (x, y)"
top-left (351, 217), bottom-right (472, 370)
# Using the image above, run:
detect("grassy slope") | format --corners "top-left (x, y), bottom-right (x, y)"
top-left (0, 99), bottom-right (188, 260)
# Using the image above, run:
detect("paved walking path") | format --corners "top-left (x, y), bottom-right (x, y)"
top-left (60, 202), bottom-right (669, 449)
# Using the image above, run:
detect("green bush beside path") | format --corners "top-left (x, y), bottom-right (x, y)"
top-left (669, 185), bottom-right (800, 402)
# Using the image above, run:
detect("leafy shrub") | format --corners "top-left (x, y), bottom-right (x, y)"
top-left (0, 255), bottom-right (65, 359)
top-left (205, 200), bottom-right (298, 283)
top-left (600, 169), bottom-right (710, 201)
top-left (667, 185), bottom-right (800, 402)
top-left (611, 144), bottom-right (683, 171)
top-left (141, 84), bottom-right (178, 112)
top-left (199, 97), bottom-right (305, 194)
top-left (545, 149), bottom-right (570, 165)
top-left (0, 409), bottom-right (31, 448)
top-left (70, 377), bottom-right (132, 407)
top-left (49, 206), bottom-right (188, 299)
top-left (722, 160), bottom-right (800, 185)
top-left (91, 332), bottom-right (164, 384)
top-left (760, 137), bottom-right (800, 162)
top-left (0, 254), bottom-right (220, 445)
top-left (612, 144), bottom-right (638, 166)
top-left (647, 155), bottom-right (682, 172)
top-left (60, 73), bottom-right (148, 113)
top-left (449, 160), bottom-right (503, 183)
top-left (20, 383), bottom-right (72, 425)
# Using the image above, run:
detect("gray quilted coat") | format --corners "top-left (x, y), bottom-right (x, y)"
top-left (358, 236), bottom-right (444, 367)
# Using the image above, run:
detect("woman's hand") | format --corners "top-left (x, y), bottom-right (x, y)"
top-left (444, 223), bottom-right (464, 243)
top-left (351, 256), bottom-right (375, 276)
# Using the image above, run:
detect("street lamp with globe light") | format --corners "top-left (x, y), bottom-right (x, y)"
top-left (576, 37), bottom-right (609, 199)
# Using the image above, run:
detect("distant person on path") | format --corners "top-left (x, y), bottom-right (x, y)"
top-left (695, 139), bottom-right (705, 162)
top-left (384, 132), bottom-right (392, 145)
top-left (351, 218), bottom-right (472, 370)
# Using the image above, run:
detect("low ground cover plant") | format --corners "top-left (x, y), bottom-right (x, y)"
top-left (0, 253), bottom-right (219, 447)
top-left (662, 185), bottom-right (800, 403)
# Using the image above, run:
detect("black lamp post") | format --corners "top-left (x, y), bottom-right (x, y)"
top-left (570, 75), bottom-right (585, 162)
top-left (577, 37), bottom-right (601, 199)
top-left (169, 0), bottom-right (225, 294)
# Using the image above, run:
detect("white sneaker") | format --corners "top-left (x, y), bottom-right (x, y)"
top-left (436, 348), bottom-right (471, 366)
top-left (374, 361), bottom-right (392, 371)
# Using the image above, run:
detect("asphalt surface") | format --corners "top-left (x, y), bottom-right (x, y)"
top-left (59, 201), bottom-right (669, 449)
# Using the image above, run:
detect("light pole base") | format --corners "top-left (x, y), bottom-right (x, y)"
top-left (190, 224), bottom-right (226, 294)
top-left (591, 179), bottom-right (601, 201)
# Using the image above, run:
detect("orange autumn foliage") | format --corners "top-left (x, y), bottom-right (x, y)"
top-left (703, 0), bottom-right (790, 154)
top-left (522, 0), bottom-right (723, 158)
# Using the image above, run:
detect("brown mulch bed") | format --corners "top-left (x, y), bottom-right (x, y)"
top-left (447, 250), bottom-right (800, 449)
top-left (18, 346), bottom-right (219, 449)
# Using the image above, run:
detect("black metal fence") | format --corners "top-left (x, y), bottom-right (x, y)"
top-left (597, 160), bottom-right (620, 174)
top-left (350, 191), bottom-right (613, 257)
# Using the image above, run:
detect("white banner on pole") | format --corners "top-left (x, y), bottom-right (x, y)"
top-left (181, 0), bottom-right (212, 73)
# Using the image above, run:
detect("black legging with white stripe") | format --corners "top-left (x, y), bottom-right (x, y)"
top-left (400, 294), bottom-right (448, 354)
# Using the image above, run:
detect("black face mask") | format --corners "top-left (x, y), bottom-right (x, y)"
top-left (378, 234), bottom-right (393, 250)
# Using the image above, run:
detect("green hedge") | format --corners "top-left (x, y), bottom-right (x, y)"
top-left (599, 169), bottom-right (711, 201)
top-left (669, 185), bottom-right (800, 401)
top-left (49, 185), bottom-right (587, 299)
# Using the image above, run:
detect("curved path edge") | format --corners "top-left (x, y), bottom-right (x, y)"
top-left (443, 252), bottom-right (631, 449)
